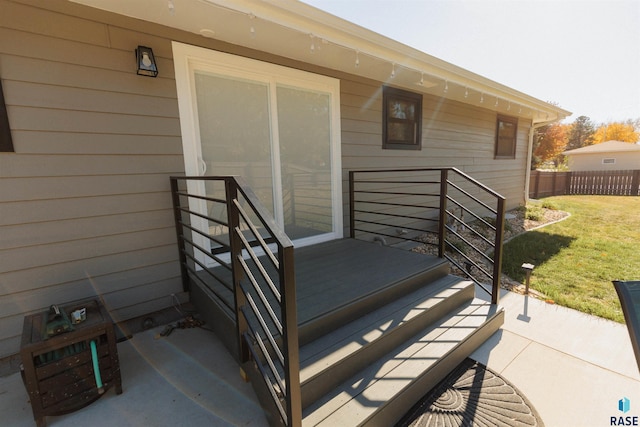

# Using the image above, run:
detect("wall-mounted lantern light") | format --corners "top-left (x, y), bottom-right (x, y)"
top-left (135, 46), bottom-right (158, 77)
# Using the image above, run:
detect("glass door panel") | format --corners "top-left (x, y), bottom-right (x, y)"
top-left (276, 86), bottom-right (333, 240)
top-left (194, 72), bottom-right (275, 248)
top-left (195, 71), bottom-right (274, 212)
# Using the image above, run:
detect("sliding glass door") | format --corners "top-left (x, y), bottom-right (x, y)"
top-left (173, 43), bottom-right (342, 257)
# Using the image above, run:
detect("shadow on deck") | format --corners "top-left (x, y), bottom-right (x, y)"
top-left (193, 239), bottom-right (447, 341)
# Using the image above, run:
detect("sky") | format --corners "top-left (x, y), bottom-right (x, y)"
top-left (302, 0), bottom-right (640, 125)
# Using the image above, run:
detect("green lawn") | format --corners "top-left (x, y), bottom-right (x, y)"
top-left (502, 195), bottom-right (640, 323)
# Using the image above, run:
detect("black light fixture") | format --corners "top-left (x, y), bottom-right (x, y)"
top-left (135, 46), bottom-right (158, 77)
top-left (521, 263), bottom-right (534, 294)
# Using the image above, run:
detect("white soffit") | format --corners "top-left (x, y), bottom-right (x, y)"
top-left (69, 0), bottom-right (570, 123)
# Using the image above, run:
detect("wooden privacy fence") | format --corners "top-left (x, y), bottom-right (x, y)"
top-left (530, 170), bottom-right (640, 198)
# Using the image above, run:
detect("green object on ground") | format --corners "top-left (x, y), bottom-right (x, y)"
top-left (90, 340), bottom-right (104, 394)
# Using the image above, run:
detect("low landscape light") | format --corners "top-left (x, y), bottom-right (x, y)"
top-left (521, 263), bottom-right (535, 294)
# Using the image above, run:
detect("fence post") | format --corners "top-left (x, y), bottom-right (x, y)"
top-left (438, 169), bottom-right (448, 258)
top-left (532, 170), bottom-right (539, 199)
top-left (632, 170), bottom-right (640, 196)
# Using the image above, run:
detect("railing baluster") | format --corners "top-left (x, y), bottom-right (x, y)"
top-left (349, 171), bottom-right (356, 239)
top-left (170, 178), bottom-right (190, 293)
top-left (281, 245), bottom-right (301, 427)
top-left (227, 179), bottom-right (251, 364)
top-left (438, 169), bottom-right (448, 259)
top-left (492, 197), bottom-right (505, 305)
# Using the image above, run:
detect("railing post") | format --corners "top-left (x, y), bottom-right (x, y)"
top-left (438, 169), bottom-right (448, 259)
top-left (280, 246), bottom-right (302, 427)
top-left (492, 197), bottom-right (506, 305)
top-left (170, 177), bottom-right (191, 293)
top-left (226, 178), bottom-right (250, 363)
top-left (349, 171), bottom-right (356, 239)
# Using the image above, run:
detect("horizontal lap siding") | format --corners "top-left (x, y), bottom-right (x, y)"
top-left (569, 152), bottom-right (640, 171)
top-left (0, 0), bottom-right (186, 358)
top-left (339, 77), bottom-right (530, 236)
top-left (0, 0), bottom-right (532, 358)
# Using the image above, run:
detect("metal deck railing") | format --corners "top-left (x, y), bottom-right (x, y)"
top-left (170, 176), bottom-right (301, 427)
top-left (170, 168), bottom-right (506, 426)
top-left (349, 167), bottom-right (506, 305)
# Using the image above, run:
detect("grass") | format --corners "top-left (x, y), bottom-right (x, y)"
top-left (502, 195), bottom-right (640, 323)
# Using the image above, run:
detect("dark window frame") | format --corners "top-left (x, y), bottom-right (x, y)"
top-left (495, 115), bottom-right (518, 159)
top-left (382, 86), bottom-right (422, 150)
top-left (0, 79), bottom-right (14, 152)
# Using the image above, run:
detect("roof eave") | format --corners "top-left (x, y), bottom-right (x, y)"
top-left (69, 0), bottom-right (571, 122)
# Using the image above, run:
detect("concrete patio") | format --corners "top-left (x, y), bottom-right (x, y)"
top-left (2, 287), bottom-right (639, 427)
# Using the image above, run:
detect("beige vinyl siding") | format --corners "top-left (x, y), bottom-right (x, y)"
top-left (0, 0), bottom-right (187, 358)
top-left (0, 0), bottom-right (532, 359)
top-left (339, 76), bottom-right (530, 211)
top-left (338, 75), bottom-right (530, 241)
top-left (568, 152), bottom-right (640, 171)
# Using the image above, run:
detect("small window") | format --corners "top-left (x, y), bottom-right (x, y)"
top-left (0, 80), bottom-right (13, 152)
top-left (495, 115), bottom-right (517, 159)
top-left (382, 86), bottom-right (422, 150)
top-left (602, 158), bottom-right (616, 165)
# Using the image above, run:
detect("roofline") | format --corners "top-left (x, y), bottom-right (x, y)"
top-left (284, 0), bottom-right (572, 118)
top-left (69, 0), bottom-right (571, 121)
top-left (562, 140), bottom-right (640, 155)
top-left (247, 0), bottom-right (571, 121)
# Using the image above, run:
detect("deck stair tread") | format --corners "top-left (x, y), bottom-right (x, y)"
top-left (296, 275), bottom-right (474, 407)
top-left (295, 240), bottom-right (450, 345)
top-left (302, 298), bottom-right (504, 426)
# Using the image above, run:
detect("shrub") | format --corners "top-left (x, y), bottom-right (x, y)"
top-left (526, 206), bottom-right (544, 221)
top-left (541, 200), bottom-right (559, 210)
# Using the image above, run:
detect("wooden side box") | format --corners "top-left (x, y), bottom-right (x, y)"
top-left (20, 299), bottom-right (122, 427)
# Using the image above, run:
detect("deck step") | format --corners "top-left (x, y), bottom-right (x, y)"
top-left (302, 298), bottom-right (504, 427)
top-left (298, 275), bottom-right (474, 408)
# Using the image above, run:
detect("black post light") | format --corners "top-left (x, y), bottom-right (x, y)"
top-left (521, 263), bottom-right (534, 294)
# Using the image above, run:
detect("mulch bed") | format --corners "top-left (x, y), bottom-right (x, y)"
top-left (411, 207), bottom-right (569, 298)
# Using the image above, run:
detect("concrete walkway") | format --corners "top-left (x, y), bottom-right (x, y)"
top-left (1, 326), bottom-right (269, 427)
top-left (2, 289), bottom-right (639, 427)
top-left (472, 287), bottom-right (640, 427)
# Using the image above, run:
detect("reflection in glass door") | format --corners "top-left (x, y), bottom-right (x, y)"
top-left (276, 85), bottom-right (332, 240)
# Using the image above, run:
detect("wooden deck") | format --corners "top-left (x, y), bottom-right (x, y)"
top-left (193, 239), bottom-right (448, 335)
top-left (171, 173), bottom-right (506, 426)
top-left (189, 238), bottom-right (503, 426)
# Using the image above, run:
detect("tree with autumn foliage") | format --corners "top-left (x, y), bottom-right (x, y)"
top-left (533, 123), bottom-right (569, 168)
top-left (591, 121), bottom-right (639, 144)
top-left (566, 115), bottom-right (595, 150)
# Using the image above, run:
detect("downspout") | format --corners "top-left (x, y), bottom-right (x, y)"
top-left (525, 115), bottom-right (563, 202)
